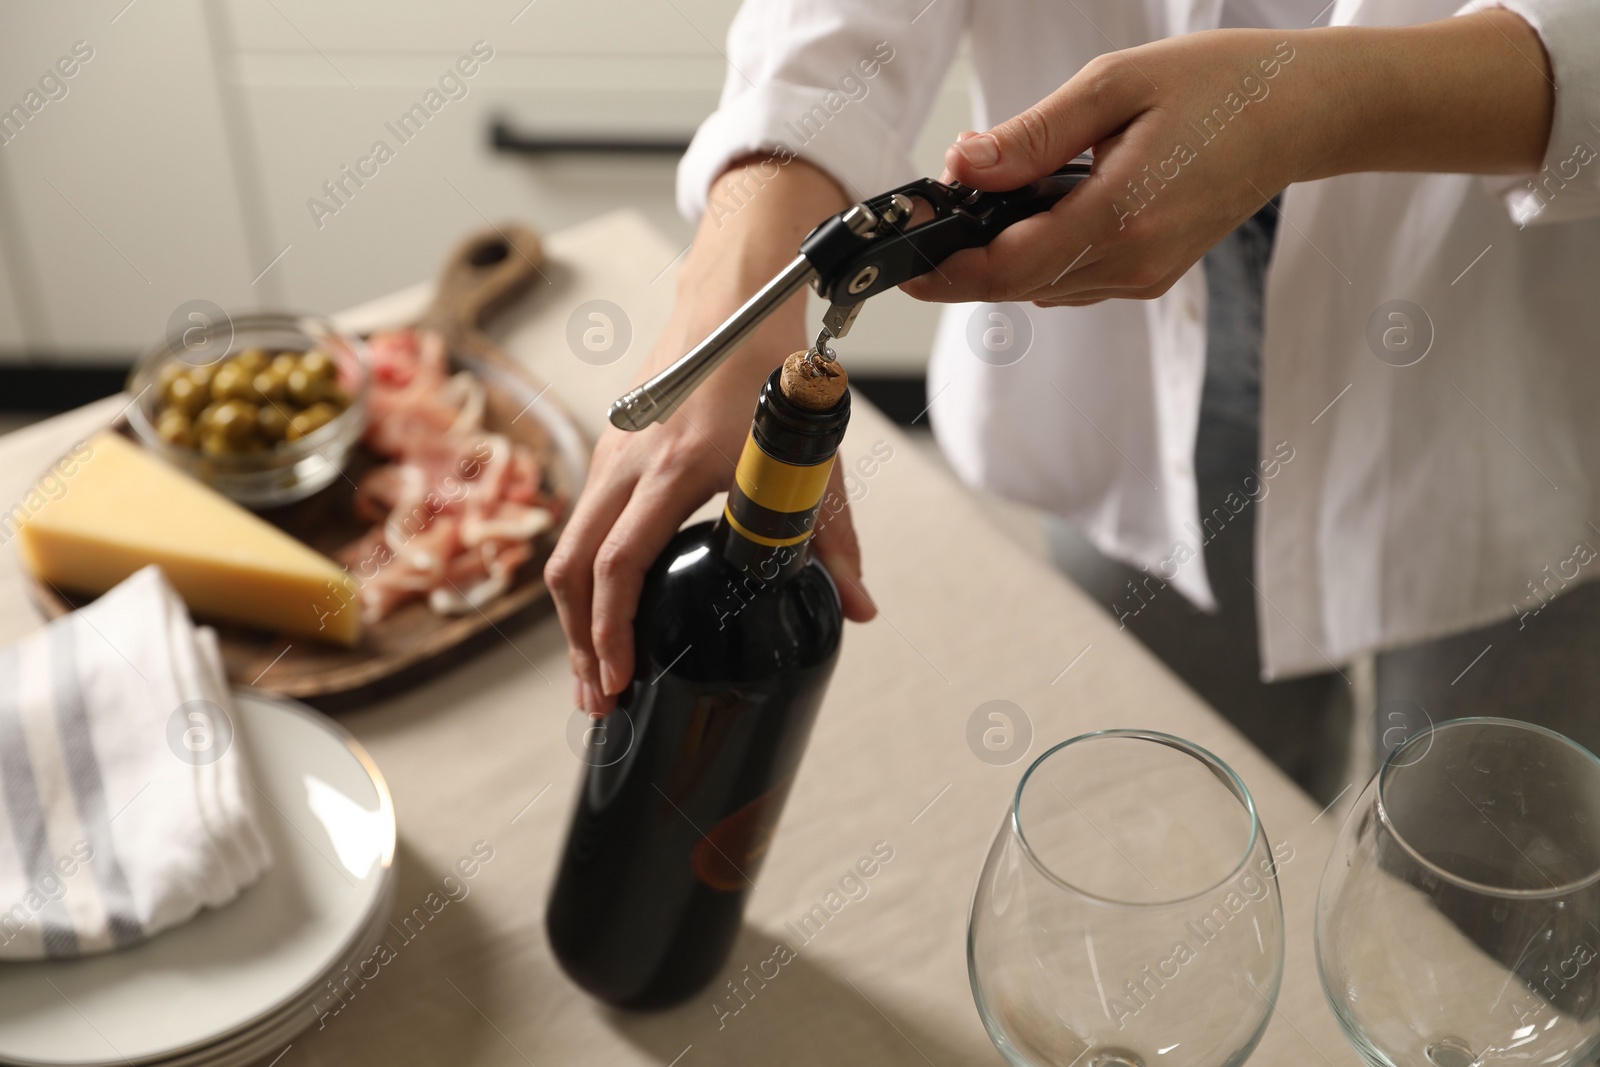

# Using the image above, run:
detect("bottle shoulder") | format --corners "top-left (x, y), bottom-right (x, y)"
top-left (647, 522), bottom-right (841, 605)
top-left (637, 521), bottom-right (842, 671)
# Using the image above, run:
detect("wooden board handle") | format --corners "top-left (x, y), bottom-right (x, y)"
top-left (421, 223), bottom-right (545, 340)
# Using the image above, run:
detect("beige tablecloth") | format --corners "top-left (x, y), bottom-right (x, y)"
top-left (0, 212), bottom-right (1358, 1066)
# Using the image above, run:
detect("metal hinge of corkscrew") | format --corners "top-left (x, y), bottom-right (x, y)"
top-left (606, 154), bottom-right (1095, 433)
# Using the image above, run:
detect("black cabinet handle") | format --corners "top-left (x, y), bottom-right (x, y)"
top-left (489, 119), bottom-right (691, 156)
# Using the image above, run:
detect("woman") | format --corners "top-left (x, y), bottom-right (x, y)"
top-left (546, 0), bottom-right (1600, 776)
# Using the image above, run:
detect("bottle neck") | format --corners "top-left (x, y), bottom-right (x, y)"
top-left (712, 429), bottom-right (836, 582)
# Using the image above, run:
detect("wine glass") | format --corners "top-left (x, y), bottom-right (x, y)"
top-left (968, 729), bottom-right (1286, 1067)
top-left (1316, 717), bottom-right (1600, 1067)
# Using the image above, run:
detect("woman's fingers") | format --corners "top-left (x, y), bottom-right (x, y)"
top-left (943, 57), bottom-right (1149, 191)
top-left (544, 451), bottom-right (638, 714)
top-left (901, 192), bottom-right (1111, 304)
top-left (909, 30), bottom-right (1317, 306)
top-left (1027, 261), bottom-right (1192, 305)
top-left (589, 459), bottom-right (722, 704)
top-left (810, 461), bottom-right (876, 623)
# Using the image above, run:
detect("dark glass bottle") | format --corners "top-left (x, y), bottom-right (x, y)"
top-left (546, 361), bottom-right (850, 1009)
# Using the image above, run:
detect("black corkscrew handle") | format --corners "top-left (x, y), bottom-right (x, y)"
top-left (801, 154), bottom-right (1094, 308)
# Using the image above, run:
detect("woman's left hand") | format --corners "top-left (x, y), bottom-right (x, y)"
top-left (901, 13), bottom-right (1551, 307)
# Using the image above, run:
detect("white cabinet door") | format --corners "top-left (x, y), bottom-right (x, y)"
top-left (221, 0), bottom-right (737, 318)
top-left (0, 1), bottom-right (260, 360)
top-left (222, 0), bottom-right (745, 57)
top-left (229, 48), bottom-right (722, 315)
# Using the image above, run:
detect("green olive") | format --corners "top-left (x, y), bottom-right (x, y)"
top-left (299, 349), bottom-right (335, 381)
top-left (156, 408), bottom-right (192, 447)
top-left (285, 367), bottom-right (325, 406)
top-left (156, 360), bottom-right (187, 394)
top-left (286, 404), bottom-right (336, 441)
top-left (198, 431), bottom-right (231, 456)
top-left (210, 363), bottom-right (253, 403)
top-left (250, 369), bottom-right (287, 404)
top-left (210, 399), bottom-right (258, 446)
top-left (257, 403), bottom-right (290, 441)
top-left (321, 384), bottom-right (351, 411)
top-left (232, 348), bottom-right (269, 375)
top-left (186, 363), bottom-right (217, 391)
top-left (194, 402), bottom-right (219, 432)
top-left (269, 352), bottom-right (300, 378)
top-left (165, 375), bottom-right (208, 417)
top-left (226, 400), bottom-right (262, 444)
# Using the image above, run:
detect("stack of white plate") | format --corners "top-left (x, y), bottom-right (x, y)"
top-left (0, 691), bottom-right (398, 1067)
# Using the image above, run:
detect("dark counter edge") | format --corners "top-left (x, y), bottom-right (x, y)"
top-left (0, 361), bottom-right (935, 426)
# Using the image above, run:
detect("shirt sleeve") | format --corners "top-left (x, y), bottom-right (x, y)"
top-left (676, 0), bottom-right (970, 222)
top-left (1460, 0), bottom-right (1600, 225)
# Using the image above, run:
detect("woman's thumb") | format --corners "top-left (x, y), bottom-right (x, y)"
top-left (944, 65), bottom-right (1139, 190)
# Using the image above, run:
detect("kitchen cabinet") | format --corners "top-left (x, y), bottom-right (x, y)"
top-left (0, 0), bottom-right (260, 359)
top-left (0, 0), bottom-right (973, 376)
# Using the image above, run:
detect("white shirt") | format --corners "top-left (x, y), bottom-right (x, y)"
top-left (678, 0), bottom-right (1600, 679)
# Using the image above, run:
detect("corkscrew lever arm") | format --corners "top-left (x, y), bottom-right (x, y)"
top-left (604, 252), bottom-right (817, 433)
top-left (606, 155), bottom-right (1093, 432)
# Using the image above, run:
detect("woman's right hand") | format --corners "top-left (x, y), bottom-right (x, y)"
top-left (544, 156), bottom-right (875, 717)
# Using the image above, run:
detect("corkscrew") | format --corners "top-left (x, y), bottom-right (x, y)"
top-left (606, 154), bottom-right (1094, 431)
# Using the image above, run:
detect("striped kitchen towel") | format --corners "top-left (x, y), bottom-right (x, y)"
top-left (0, 565), bottom-right (271, 958)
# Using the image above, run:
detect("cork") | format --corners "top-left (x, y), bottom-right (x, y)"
top-left (779, 349), bottom-right (848, 410)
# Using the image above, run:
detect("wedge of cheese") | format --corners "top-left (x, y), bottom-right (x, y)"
top-left (14, 432), bottom-right (360, 646)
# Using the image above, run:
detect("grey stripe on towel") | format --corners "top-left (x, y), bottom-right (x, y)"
top-left (50, 622), bottom-right (144, 947)
top-left (0, 645), bottom-right (80, 957)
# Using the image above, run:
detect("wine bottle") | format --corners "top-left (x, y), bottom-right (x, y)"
top-left (546, 352), bottom-right (851, 1009)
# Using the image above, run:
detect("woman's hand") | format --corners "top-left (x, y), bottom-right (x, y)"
top-left (903, 11), bottom-right (1552, 307)
top-left (546, 330), bottom-right (876, 719)
top-left (545, 157), bottom-right (874, 718)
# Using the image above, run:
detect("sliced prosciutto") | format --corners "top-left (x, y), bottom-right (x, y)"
top-left (338, 327), bottom-right (563, 623)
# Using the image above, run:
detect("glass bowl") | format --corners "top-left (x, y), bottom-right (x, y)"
top-left (126, 312), bottom-right (370, 508)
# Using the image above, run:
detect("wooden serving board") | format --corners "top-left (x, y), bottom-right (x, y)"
top-left (28, 224), bottom-right (588, 708)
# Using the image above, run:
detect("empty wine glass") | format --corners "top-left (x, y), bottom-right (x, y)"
top-left (1316, 717), bottom-right (1600, 1067)
top-left (968, 729), bottom-right (1286, 1067)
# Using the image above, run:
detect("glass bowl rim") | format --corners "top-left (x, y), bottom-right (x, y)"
top-left (125, 311), bottom-right (371, 469)
top-left (1376, 715), bottom-right (1600, 899)
top-left (1009, 728), bottom-right (1265, 909)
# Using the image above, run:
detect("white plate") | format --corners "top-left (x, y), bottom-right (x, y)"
top-left (0, 691), bottom-right (396, 1066)
top-left (153, 884), bottom-right (397, 1067)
